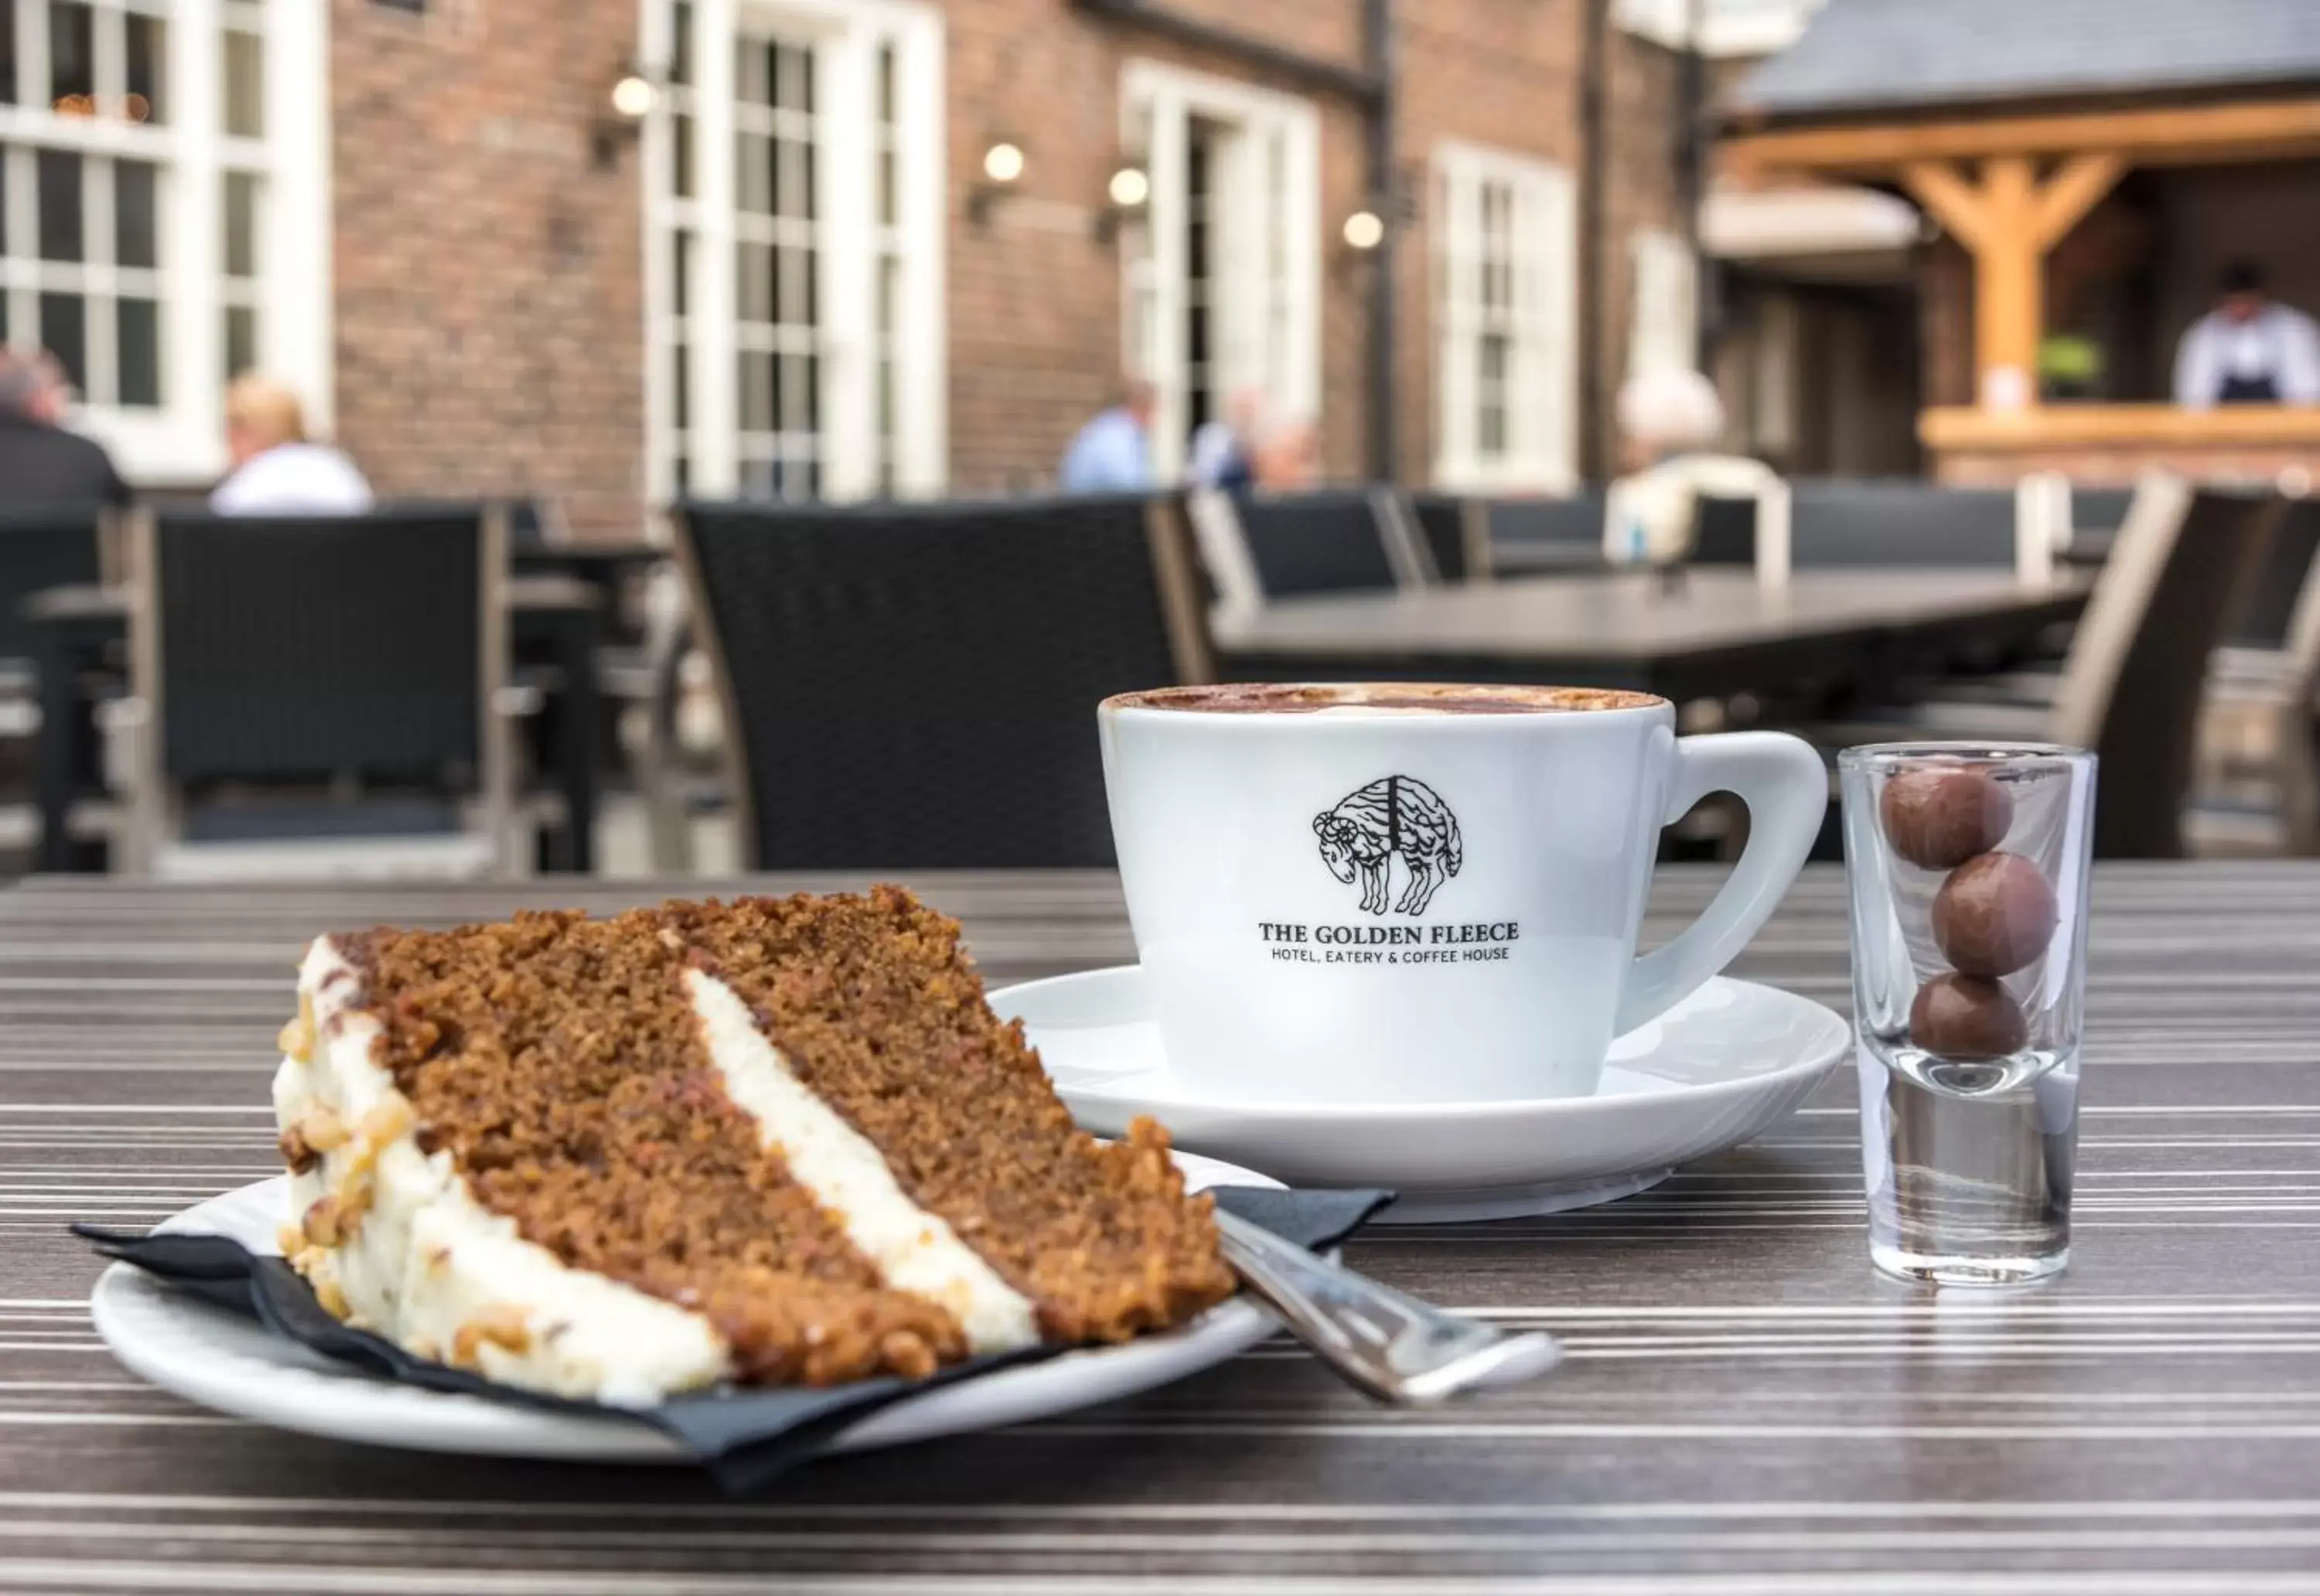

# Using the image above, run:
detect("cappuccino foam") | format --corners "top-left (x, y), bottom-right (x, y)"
top-left (1111, 684), bottom-right (1663, 716)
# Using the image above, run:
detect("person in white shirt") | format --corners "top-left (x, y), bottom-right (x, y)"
top-left (1603, 367), bottom-right (1782, 568)
top-left (210, 375), bottom-right (376, 515)
top-left (2172, 261), bottom-right (2320, 409)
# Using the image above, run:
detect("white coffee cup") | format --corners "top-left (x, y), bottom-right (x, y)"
top-left (1099, 683), bottom-right (1827, 1105)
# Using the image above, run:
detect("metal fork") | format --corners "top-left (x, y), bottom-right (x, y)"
top-left (1213, 1208), bottom-right (1561, 1404)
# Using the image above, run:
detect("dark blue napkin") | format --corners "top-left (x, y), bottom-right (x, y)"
top-left (76, 1185), bottom-right (1390, 1494)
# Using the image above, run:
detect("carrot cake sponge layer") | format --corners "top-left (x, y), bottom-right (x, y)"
top-left (268, 891), bottom-right (1232, 1404)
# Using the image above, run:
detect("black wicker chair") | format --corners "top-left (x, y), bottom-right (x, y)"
top-left (0, 506), bottom-right (104, 667)
top-left (1807, 481), bottom-right (2283, 858)
top-left (1229, 489), bottom-right (1418, 598)
top-left (678, 494), bottom-right (1210, 869)
top-left (1792, 480), bottom-right (2024, 569)
top-left (121, 506), bottom-right (515, 877)
top-left (1487, 493), bottom-right (1606, 573)
top-left (1404, 492), bottom-right (1488, 583)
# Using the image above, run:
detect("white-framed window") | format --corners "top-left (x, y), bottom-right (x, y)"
top-left (1628, 227), bottom-right (1700, 380)
top-left (1, 0), bottom-right (331, 483)
top-left (1432, 142), bottom-right (1577, 494)
top-left (1615, 0), bottom-right (1829, 57)
top-left (640, 0), bottom-right (945, 503)
top-left (1119, 60), bottom-right (1319, 483)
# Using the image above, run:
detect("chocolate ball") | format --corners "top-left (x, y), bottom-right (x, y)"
top-left (1909, 974), bottom-right (2028, 1061)
top-left (1932, 851), bottom-right (2059, 977)
top-left (1878, 766), bottom-right (2013, 871)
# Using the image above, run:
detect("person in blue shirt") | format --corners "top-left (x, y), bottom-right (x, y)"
top-left (1059, 379), bottom-right (1156, 492)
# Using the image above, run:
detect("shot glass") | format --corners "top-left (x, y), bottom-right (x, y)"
top-left (1839, 743), bottom-right (2097, 1286)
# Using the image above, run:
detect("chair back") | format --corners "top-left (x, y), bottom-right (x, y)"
top-left (1692, 496), bottom-right (1759, 566)
top-left (678, 495), bottom-right (1210, 869)
top-left (1486, 493), bottom-right (1605, 569)
top-left (1233, 489), bottom-right (1422, 598)
top-left (1404, 492), bottom-right (1488, 583)
top-left (132, 507), bottom-right (504, 786)
top-left (2226, 496), bottom-right (2320, 651)
top-left (2052, 477), bottom-right (2283, 858)
top-left (0, 507), bottom-right (104, 661)
top-left (1787, 481), bottom-right (2025, 570)
top-left (2068, 485), bottom-right (2139, 549)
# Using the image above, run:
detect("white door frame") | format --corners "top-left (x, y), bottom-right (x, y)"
top-left (1120, 60), bottom-right (1319, 483)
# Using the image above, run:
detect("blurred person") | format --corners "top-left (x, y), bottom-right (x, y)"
top-left (1187, 387), bottom-right (1263, 493)
top-left (1059, 379), bottom-right (1156, 493)
top-left (0, 350), bottom-right (130, 510)
top-left (211, 375), bottom-right (374, 515)
top-left (1604, 367), bottom-right (1777, 566)
top-left (1251, 414), bottom-right (1321, 491)
top-left (2173, 261), bottom-right (2320, 409)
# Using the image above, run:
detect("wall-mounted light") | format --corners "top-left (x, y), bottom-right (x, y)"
top-left (609, 72), bottom-right (659, 121)
top-left (1107, 165), bottom-right (1150, 210)
top-left (983, 141), bottom-right (1026, 185)
top-left (1095, 164), bottom-right (1150, 245)
top-left (592, 62), bottom-right (660, 170)
top-left (968, 138), bottom-right (1028, 226)
top-left (1342, 209), bottom-right (1385, 252)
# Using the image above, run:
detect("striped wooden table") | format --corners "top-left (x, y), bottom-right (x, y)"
top-left (4, 864), bottom-right (2317, 1593)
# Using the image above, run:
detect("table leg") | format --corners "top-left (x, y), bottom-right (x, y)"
top-left (548, 609), bottom-right (599, 874)
top-left (32, 621), bottom-right (75, 874)
top-left (32, 619), bottom-right (110, 874)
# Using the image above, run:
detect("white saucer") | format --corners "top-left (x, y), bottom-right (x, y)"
top-left (992, 969), bottom-right (1848, 1223)
top-left (90, 1151), bottom-right (1279, 1466)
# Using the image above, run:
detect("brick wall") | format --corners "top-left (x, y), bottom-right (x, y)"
top-left (941, 0), bottom-right (1377, 492)
top-left (331, 0), bottom-right (647, 537)
top-left (322, 0), bottom-right (1685, 516)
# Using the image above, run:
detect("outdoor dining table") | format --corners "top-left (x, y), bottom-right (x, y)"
top-left (1215, 567), bottom-right (2094, 704)
top-left (21, 575), bottom-right (603, 875)
top-left (5, 861), bottom-right (2309, 1588)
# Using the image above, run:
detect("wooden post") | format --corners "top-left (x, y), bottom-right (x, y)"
top-left (1903, 152), bottom-right (2127, 414)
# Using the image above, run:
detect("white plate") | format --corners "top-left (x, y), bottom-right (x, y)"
top-left (90, 1150), bottom-right (1279, 1465)
top-left (993, 969), bottom-right (1848, 1224)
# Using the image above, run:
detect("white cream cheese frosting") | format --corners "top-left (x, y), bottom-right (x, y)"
top-left (273, 938), bottom-right (732, 1406)
top-left (271, 935), bottom-right (1043, 1403)
top-left (684, 968), bottom-right (1039, 1354)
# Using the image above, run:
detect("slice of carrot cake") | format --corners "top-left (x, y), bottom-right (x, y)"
top-left (270, 887), bottom-right (1233, 1406)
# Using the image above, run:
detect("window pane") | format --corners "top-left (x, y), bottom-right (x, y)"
top-left (116, 159), bottom-right (158, 268)
top-left (39, 292), bottom-right (84, 390)
top-left (774, 43), bottom-right (810, 113)
top-left (223, 29), bottom-right (262, 137)
top-left (49, 1), bottom-right (93, 101)
top-left (671, 228), bottom-right (690, 317)
top-left (777, 136), bottom-right (809, 220)
top-left (37, 149), bottom-right (81, 261)
top-left (223, 170), bottom-right (257, 277)
top-left (738, 349), bottom-right (772, 431)
top-left (125, 12), bottom-right (165, 124)
top-left (224, 305), bottom-right (257, 379)
top-left (736, 133), bottom-right (769, 215)
top-left (877, 147), bottom-right (895, 229)
top-left (1, 0), bottom-right (16, 107)
top-left (780, 243), bottom-right (812, 324)
top-left (117, 297), bottom-right (159, 406)
top-left (671, 112), bottom-right (692, 199)
top-left (671, 340), bottom-right (688, 428)
top-left (876, 43), bottom-right (896, 125)
top-left (737, 240), bottom-right (770, 322)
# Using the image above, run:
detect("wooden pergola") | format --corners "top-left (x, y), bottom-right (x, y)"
top-left (1728, 99), bottom-right (2320, 408)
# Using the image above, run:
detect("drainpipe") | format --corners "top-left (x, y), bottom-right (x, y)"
top-left (1677, 0), bottom-right (1713, 370)
top-left (1578, 0), bottom-right (1610, 479)
top-left (1363, 0), bottom-right (1397, 483)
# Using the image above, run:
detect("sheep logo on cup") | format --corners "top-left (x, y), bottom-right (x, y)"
top-left (1312, 776), bottom-right (1462, 916)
